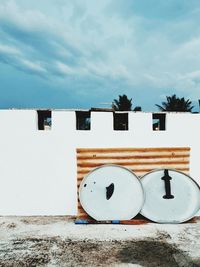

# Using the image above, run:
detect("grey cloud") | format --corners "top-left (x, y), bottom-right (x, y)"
top-left (0, 0), bottom-right (200, 105)
top-left (108, 0), bottom-right (200, 20)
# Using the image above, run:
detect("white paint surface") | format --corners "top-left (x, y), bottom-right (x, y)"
top-left (140, 169), bottom-right (200, 223)
top-left (0, 110), bottom-right (200, 216)
top-left (79, 165), bottom-right (144, 220)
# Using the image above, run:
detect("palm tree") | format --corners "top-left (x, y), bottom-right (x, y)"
top-left (112, 95), bottom-right (142, 130)
top-left (156, 94), bottom-right (194, 112)
top-left (133, 106), bottom-right (142, 111)
top-left (112, 95), bottom-right (132, 111)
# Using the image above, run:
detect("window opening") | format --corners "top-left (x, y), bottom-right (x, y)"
top-left (114, 113), bottom-right (128, 130)
top-left (37, 110), bottom-right (52, 130)
top-left (152, 113), bottom-right (166, 131)
top-left (76, 111), bottom-right (91, 130)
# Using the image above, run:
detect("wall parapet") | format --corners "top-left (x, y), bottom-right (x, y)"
top-left (0, 109), bottom-right (200, 215)
top-left (0, 109), bottom-right (199, 134)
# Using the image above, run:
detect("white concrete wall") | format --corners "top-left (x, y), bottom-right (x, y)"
top-left (0, 109), bottom-right (199, 215)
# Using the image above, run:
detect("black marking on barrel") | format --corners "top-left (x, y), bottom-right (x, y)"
top-left (161, 169), bottom-right (174, 199)
top-left (84, 184), bottom-right (87, 187)
top-left (106, 183), bottom-right (114, 200)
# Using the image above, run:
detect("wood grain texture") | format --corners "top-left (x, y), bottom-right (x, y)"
top-left (76, 147), bottom-right (190, 220)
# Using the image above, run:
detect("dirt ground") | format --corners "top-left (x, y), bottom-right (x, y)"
top-left (0, 216), bottom-right (199, 267)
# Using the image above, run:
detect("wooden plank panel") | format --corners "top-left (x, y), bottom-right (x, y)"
top-left (76, 147), bottom-right (190, 220)
top-left (77, 152), bottom-right (189, 158)
top-left (77, 147), bottom-right (190, 153)
top-left (78, 161), bottom-right (189, 168)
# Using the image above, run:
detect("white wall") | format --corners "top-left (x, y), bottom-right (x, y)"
top-left (0, 109), bottom-right (199, 215)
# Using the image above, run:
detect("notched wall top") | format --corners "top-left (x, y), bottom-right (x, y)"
top-left (0, 109), bottom-right (199, 133)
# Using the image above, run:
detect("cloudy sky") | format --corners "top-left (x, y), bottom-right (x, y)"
top-left (0, 0), bottom-right (200, 111)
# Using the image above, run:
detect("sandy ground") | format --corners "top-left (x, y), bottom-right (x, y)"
top-left (0, 216), bottom-right (199, 267)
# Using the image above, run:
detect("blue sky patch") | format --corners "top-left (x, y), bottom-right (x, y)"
top-left (0, 0), bottom-right (200, 111)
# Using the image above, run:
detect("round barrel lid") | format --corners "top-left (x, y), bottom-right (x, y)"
top-left (79, 164), bottom-right (144, 221)
top-left (140, 169), bottom-right (200, 223)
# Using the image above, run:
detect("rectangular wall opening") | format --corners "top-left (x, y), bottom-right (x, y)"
top-left (152, 113), bottom-right (166, 131)
top-left (37, 110), bottom-right (52, 130)
top-left (113, 113), bottom-right (128, 130)
top-left (76, 111), bottom-right (91, 130)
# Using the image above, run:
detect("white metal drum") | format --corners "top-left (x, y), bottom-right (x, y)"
top-left (79, 164), bottom-right (144, 221)
top-left (140, 169), bottom-right (200, 223)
